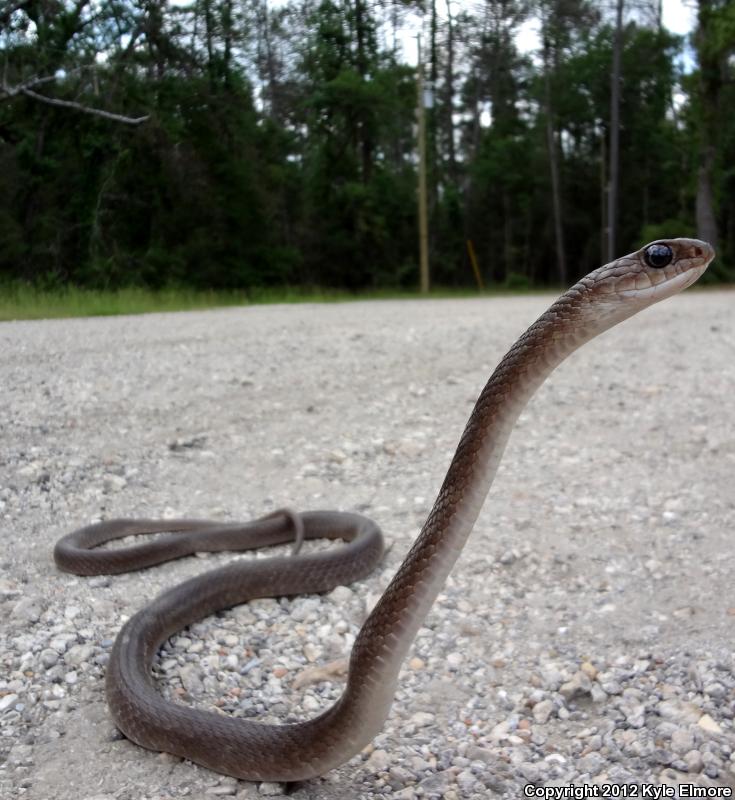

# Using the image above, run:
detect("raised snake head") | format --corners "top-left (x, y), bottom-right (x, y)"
top-left (571, 238), bottom-right (715, 332)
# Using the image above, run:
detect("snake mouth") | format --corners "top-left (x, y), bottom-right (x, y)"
top-left (660, 264), bottom-right (708, 294)
top-left (618, 265), bottom-right (706, 303)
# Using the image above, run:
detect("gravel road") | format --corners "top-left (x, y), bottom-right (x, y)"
top-left (1, 291), bottom-right (734, 800)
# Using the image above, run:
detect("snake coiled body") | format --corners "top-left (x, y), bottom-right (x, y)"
top-left (54, 238), bottom-right (714, 781)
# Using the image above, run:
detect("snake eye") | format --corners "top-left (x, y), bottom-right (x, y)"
top-left (644, 243), bottom-right (673, 269)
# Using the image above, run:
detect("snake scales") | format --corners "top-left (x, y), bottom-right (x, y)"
top-left (54, 238), bottom-right (714, 781)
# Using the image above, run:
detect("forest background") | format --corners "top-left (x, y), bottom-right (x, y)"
top-left (1, 0), bottom-right (733, 293)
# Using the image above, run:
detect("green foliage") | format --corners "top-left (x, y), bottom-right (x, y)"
top-left (639, 220), bottom-right (697, 246)
top-left (505, 271), bottom-right (531, 290)
top-left (0, 0), bottom-right (732, 293)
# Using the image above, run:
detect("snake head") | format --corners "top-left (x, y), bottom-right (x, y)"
top-left (620, 238), bottom-right (715, 303)
top-left (578, 238), bottom-right (715, 328)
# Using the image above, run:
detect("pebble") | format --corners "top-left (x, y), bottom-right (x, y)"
top-left (11, 597), bottom-right (42, 623)
top-left (410, 711), bottom-right (435, 728)
top-left (658, 699), bottom-right (703, 725)
top-left (418, 769), bottom-right (453, 795)
top-left (560, 671), bottom-right (592, 700)
top-left (205, 785), bottom-right (237, 796)
top-left (180, 664), bottom-right (204, 695)
top-left (389, 765), bottom-right (414, 784)
top-left (365, 749), bottom-right (390, 772)
top-left (446, 652), bottom-right (463, 669)
top-left (579, 752), bottom-right (606, 775)
top-left (49, 634), bottom-right (76, 653)
top-left (698, 714), bottom-right (722, 734)
top-left (328, 585), bottom-right (354, 604)
top-left (258, 782), bottom-right (284, 796)
top-left (302, 642), bottom-right (321, 662)
top-left (533, 699), bottom-right (554, 724)
top-left (0, 694), bottom-right (19, 712)
top-left (40, 649), bottom-right (59, 668)
top-left (456, 768), bottom-right (477, 792)
top-left (65, 644), bottom-right (95, 666)
top-left (671, 729), bottom-right (695, 754)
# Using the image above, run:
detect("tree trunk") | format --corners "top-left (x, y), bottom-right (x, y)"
top-left (694, 0), bottom-right (721, 250)
top-left (600, 130), bottom-right (607, 264)
top-left (545, 107), bottom-right (566, 284)
top-left (696, 146), bottom-right (719, 250)
top-left (503, 190), bottom-right (513, 281)
top-left (353, 0), bottom-right (373, 182)
top-left (429, 0), bottom-right (438, 174)
top-left (255, 0), bottom-right (280, 121)
top-left (222, 0), bottom-right (234, 89)
top-left (417, 37), bottom-right (430, 293)
top-left (543, 33), bottom-right (566, 284)
top-left (203, 0), bottom-right (215, 89)
top-left (444, 0), bottom-right (457, 182)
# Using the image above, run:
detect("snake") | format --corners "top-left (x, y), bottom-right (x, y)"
top-left (54, 238), bottom-right (714, 782)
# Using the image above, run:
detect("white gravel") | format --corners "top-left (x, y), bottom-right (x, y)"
top-left (1, 291), bottom-right (734, 800)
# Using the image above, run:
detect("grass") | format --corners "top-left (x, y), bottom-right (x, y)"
top-left (0, 284), bottom-right (249, 321)
top-left (0, 282), bottom-right (554, 322)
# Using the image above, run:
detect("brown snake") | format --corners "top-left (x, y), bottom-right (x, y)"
top-left (54, 238), bottom-right (714, 782)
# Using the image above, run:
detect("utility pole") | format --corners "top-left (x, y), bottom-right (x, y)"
top-left (607, 0), bottom-right (624, 262)
top-left (416, 35), bottom-right (430, 293)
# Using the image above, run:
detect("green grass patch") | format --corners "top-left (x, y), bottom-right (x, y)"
top-left (0, 284), bottom-right (253, 321)
top-left (0, 282), bottom-right (558, 322)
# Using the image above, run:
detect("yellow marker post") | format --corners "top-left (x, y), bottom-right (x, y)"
top-left (466, 239), bottom-right (484, 290)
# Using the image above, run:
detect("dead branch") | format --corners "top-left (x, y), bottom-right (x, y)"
top-left (1, 74), bottom-right (60, 96)
top-left (18, 87), bottom-right (149, 124)
top-left (0, 74), bottom-right (148, 125)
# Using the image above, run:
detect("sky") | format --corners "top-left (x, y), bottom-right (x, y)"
top-left (399, 0), bottom-right (698, 67)
top-left (660, 0), bottom-right (698, 35)
top-left (165, 0), bottom-right (699, 71)
top-left (519, 0), bottom-right (697, 54)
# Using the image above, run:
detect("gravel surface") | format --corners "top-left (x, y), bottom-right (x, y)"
top-left (1, 291), bottom-right (734, 800)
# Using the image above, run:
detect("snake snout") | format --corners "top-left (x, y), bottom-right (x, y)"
top-left (670, 237), bottom-right (715, 267)
top-left (687, 240), bottom-right (715, 264)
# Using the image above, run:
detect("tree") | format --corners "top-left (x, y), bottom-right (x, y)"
top-left (692, 0), bottom-right (734, 252)
top-left (0, 0), bottom-right (731, 291)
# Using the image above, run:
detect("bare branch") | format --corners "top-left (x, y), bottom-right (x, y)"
top-left (1, 74), bottom-right (60, 96)
top-left (1, 72), bottom-right (148, 125)
top-left (17, 86), bottom-right (149, 124)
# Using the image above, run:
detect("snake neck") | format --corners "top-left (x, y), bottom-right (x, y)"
top-left (339, 288), bottom-right (599, 744)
